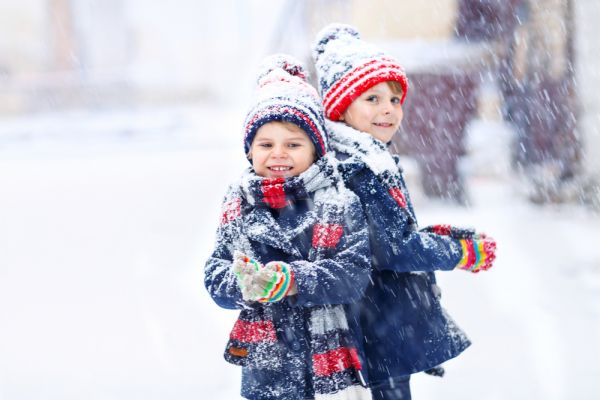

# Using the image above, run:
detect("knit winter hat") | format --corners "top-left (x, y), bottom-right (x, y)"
top-left (244, 54), bottom-right (328, 161)
top-left (312, 23), bottom-right (409, 121)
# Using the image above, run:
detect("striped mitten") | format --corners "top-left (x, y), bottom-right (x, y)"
top-left (421, 225), bottom-right (497, 273)
top-left (252, 261), bottom-right (295, 303)
top-left (455, 233), bottom-right (497, 273)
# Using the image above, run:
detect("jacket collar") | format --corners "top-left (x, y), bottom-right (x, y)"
top-left (242, 205), bottom-right (305, 258)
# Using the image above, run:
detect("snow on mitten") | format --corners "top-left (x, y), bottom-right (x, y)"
top-left (232, 251), bottom-right (263, 301)
top-left (421, 224), bottom-right (497, 273)
top-left (251, 261), bottom-right (295, 303)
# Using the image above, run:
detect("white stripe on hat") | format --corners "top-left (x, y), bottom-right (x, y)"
top-left (323, 58), bottom-right (397, 109)
top-left (324, 63), bottom-right (404, 114)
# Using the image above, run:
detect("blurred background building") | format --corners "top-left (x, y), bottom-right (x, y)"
top-left (1, 0), bottom-right (598, 208)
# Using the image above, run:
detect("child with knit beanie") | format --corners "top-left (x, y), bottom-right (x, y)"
top-left (312, 24), bottom-right (497, 400)
top-left (205, 54), bottom-right (376, 400)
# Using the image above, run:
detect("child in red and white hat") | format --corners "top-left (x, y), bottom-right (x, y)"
top-left (312, 23), bottom-right (497, 400)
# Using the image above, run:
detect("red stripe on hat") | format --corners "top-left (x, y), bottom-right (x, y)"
top-left (229, 319), bottom-right (277, 343)
top-left (313, 347), bottom-right (362, 377)
top-left (388, 187), bottom-right (407, 208)
top-left (324, 58), bottom-right (406, 110)
top-left (312, 223), bottom-right (344, 248)
top-left (324, 58), bottom-right (408, 120)
top-left (244, 106), bottom-right (326, 156)
top-left (262, 178), bottom-right (287, 208)
top-left (323, 58), bottom-right (386, 109)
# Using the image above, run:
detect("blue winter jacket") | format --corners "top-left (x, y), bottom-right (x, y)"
top-left (334, 147), bottom-right (471, 385)
top-left (204, 173), bottom-right (372, 399)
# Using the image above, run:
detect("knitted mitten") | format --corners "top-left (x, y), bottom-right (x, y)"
top-left (232, 251), bottom-right (262, 301)
top-left (421, 224), bottom-right (497, 273)
top-left (252, 261), bottom-right (295, 303)
top-left (455, 233), bottom-right (496, 273)
top-left (232, 252), bottom-right (294, 302)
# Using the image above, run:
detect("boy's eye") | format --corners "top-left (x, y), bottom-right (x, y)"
top-left (288, 143), bottom-right (302, 148)
top-left (391, 96), bottom-right (401, 105)
top-left (366, 95), bottom-right (378, 102)
top-left (258, 143), bottom-right (272, 148)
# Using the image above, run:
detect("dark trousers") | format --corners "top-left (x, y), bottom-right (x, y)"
top-left (371, 376), bottom-right (411, 400)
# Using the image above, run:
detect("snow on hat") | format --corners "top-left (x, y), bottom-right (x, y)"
top-left (312, 23), bottom-right (409, 121)
top-left (243, 54), bottom-right (328, 161)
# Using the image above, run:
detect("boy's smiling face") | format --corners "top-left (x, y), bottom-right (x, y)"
top-left (250, 121), bottom-right (316, 178)
top-left (340, 81), bottom-right (404, 143)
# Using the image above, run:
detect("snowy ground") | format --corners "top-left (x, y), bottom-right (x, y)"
top-left (0, 103), bottom-right (599, 400)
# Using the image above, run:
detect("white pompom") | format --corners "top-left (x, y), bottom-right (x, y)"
top-left (312, 23), bottom-right (360, 62)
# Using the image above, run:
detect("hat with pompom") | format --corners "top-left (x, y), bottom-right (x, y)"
top-left (243, 54), bottom-right (328, 160)
top-left (312, 23), bottom-right (409, 121)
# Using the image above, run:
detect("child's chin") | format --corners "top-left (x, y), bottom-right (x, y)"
top-left (370, 129), bottom-right (396, 143)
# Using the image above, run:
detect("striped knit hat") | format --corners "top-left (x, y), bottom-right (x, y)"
top-left (312, 23), bottom-right (409, 121)
top-left (244, 54), bottom-right (328, 160)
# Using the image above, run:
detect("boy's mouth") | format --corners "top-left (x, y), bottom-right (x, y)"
top-left (268, 166), bottom-right (293, 173)
top-left (373, 122), bottom-right (394, 128)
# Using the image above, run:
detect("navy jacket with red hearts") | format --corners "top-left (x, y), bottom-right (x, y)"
top-left (327, 121), bottom-right (471, 384)
top-left (204, 158), bottom-right (373, 400)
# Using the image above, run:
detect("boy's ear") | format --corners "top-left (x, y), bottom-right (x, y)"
top-left (246, 150), bottom-right (252, 160)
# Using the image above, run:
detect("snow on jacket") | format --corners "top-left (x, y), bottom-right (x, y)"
top-left (204, 154), bottom-right (373, 400)
top-left (326, 120), bottom-right (471, 383)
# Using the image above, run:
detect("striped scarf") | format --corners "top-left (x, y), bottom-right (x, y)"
top-left (223, 154), bottom-right (372, 399)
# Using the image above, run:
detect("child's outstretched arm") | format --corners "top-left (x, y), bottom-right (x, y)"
top-left (346, 165), bottom-right (496, 274)
top-left (420, 225), bottom-right (497, 273)
top-left (382, 226), bottom-right (496, 273)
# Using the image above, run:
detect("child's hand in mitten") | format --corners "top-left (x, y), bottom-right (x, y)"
top-left (247, 261), bottom-right (295, 303)
top-left (421, 224), bottom-right (497, 273)
top-left (232, 251), bottom-right (262, 300)
top-left (455, 233), bottom-right (497, 273)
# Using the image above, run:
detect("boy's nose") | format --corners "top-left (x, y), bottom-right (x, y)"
top-left (271, 145), bottom-right (288, 157)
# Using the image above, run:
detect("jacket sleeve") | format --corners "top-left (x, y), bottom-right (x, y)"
top-left (288, 195), bottom-right (372, 308)
top-left (382, 229), bottom-right (464, 272)
top-left (204, 189), bottom-right (246, 310)
top-left (349, 167), bottom-right (464, 273)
